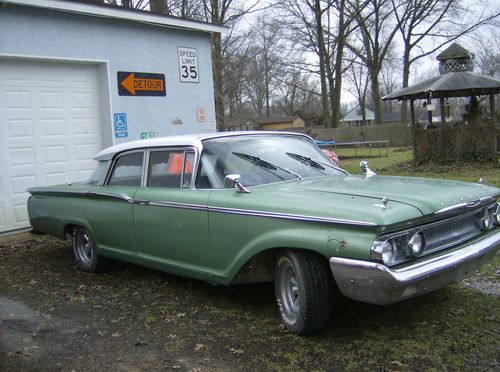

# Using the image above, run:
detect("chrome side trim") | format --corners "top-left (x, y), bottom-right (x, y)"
top-left (207, 206), bottom-right (376, 226)
top-left (143, 200), bottom-right (375, 226)
top-left (330, 229), bottom-right (500, 305)
top-left (85, 191), bottom-right (134, 203)
top-left (147, 201), bottom-right (208, 211)
top-left (29, 189), bottom-right (134, 203)
top-left (434, 196), bottom-right (494, 214)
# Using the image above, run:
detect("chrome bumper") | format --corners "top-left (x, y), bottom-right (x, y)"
top-left (329, 230), bottom-right (500, 305)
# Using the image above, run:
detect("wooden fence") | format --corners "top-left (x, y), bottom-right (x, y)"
top-left (291, 123), bottom-right (412, 147)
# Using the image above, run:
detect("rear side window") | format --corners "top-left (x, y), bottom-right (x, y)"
top-left (147, 150), bottom-right (194, 188)
top-left (108, 152), bottom-right (144, 186)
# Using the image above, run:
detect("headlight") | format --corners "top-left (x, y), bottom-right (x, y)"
top-left (371, 240), bottom-right (395, 266)
top-left (408, 232), bottom-right (425, 257)
top-left (493, 203), bottom-right (500, 225)
top-left (479, 209), bottom-right (493, 230)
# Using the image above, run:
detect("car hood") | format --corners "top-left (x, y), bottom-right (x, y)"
top-left (211, 175), bottom-right (499, 228)
top-left (292, 175), bottom-right (498, 215)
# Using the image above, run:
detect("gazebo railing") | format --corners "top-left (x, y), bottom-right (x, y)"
top-left (413, 125), bottom-right (498, 163)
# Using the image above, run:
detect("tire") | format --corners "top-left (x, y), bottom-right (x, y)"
top-left (274, 250), bottom-right (334, 335)
top-left (72, 226), bottom-right (107, 273)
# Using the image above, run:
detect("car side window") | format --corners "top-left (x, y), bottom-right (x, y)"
top-left (107, 152), bottom-right (144, 186)
top-left (147, 150), bottom-right (194, 188)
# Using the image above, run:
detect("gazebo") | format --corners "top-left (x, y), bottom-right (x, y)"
top-left (383, 43), bottom-right (500, 163)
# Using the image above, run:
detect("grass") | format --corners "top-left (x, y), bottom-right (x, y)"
top-left (335, 147), bottom-right (500, 187)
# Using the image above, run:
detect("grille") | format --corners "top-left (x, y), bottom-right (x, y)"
top-left (384, 204), bottom-right (497, 266)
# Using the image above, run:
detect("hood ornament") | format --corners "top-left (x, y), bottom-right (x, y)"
top-left (382, 197), bottom-right (389, 207)
top-left (479, 178), bottom-right (486, 185)
top-left (373, 197), bottom-right (389, 209)
top-left (360, 161), bottom-right (376, 176)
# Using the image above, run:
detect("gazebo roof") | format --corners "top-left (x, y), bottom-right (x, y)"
top-left (383, 71), bottom-right (500, 101)
top-left (436, 43), bottom-right (473, 61)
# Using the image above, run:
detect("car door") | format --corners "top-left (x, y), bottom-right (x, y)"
top-left (133, 148), bottom-right (212, 280)
top-left (90, 150), bottom-right (144, 260)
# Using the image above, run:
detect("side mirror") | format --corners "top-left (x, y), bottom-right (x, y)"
top-left (360, 161), bottom-right (376, 176)
top-left (224, 174), bottom-right (250, 193)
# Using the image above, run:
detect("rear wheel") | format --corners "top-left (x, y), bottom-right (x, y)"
top-left (72, 227), bottom-right (107, 272)
top-left (274, 250), bottom-right (334, 335)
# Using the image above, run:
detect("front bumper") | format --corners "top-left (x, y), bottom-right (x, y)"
top-left (329, 230), bottom-right (500, 305)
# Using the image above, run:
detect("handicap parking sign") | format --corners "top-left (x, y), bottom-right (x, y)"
top-left (114, 113), bottom-right (128, 138)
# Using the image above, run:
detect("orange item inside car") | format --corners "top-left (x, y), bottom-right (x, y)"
top-left (168, 153), bottom-right (193, 174)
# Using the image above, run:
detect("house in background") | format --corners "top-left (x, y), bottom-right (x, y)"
top-left (225, 118), bottom-right (260, 131)
top-left (257, 115), bottom-right (305, 130)
top-left (340, 106), bottom-right (375, 126)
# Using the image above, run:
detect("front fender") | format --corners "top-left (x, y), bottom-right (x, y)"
top-left (208, 215), bottom-right (377, 285)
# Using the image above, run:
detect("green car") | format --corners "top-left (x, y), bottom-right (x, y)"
top-left (27, 132), bottom-right (500, 335)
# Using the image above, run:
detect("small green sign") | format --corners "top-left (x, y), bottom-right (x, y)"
top-left (140, 132), bottom-right (158, 139)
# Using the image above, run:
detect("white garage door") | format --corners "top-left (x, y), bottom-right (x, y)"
top-left (0, 59), bottom-right (103, 233)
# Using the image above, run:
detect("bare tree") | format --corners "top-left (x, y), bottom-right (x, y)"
top-left (105, 0), bottom-right (149, 9)
top-left (471, 31), bottom-right (500, 78)
top-left (279, 0), bottom-right (334, 126)
top-left (345, 51), bottom-right (370, 125)
top-left (222, 32), bottom-right (254, 119)
top-left (201, 0), bottom-right (260, 131)
top-left (346, 0), bottom-right (403, 125)
top-left (379, 47), bottom-right (401, 112)
top-left (274, 67), bottom-right (321, 117)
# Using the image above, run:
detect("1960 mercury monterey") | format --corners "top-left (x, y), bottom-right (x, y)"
top-left (28, 132), bottom-right (500, 335)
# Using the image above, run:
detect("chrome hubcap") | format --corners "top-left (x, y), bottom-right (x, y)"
top-left (280, 263), bottom-right (300, 320)
top-left (75, 231), bottom-right (93, 265)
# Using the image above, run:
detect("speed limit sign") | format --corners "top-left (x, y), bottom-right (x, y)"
top-left (178, 47), bottom-right (199, 83)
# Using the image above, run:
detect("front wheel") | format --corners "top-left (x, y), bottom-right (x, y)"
top-left (274, 250), bottom-right (334, 335)
top-left (72, 227), bottom-right (107, 273)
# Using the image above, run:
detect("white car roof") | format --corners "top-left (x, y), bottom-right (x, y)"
top-left (95, 131), bottom-right (312, 161)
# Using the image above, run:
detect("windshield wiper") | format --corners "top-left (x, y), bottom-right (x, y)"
top-left (286, 152), bottom-right (348, 175)
top-left (232, 152), bottom-right (303, 180)
top-left (285, 152), bottom-right (327, 172)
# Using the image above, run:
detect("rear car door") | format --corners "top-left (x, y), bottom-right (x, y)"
top-left (91, 150), bottom-right (144, 259)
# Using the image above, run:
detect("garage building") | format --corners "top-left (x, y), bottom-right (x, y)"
top-left (0, 0), bottom-right (226, 233)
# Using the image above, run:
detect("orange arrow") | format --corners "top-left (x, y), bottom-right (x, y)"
top-left (120, 73), bottom-right (164, 95)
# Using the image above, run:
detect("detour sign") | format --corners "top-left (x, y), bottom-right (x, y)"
top-left (118, 71), bottom-right (166, 97)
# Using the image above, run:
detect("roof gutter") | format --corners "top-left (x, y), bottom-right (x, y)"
top-left (1, 0), bottom-right (229, 34)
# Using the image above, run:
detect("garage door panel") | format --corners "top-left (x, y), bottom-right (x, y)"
top-left (7, 118), bottom-right (34, 138)
top-left (11, 174), bottom-right (36, 197)
top-left (71, 91), bottom-right (97, 110)
top-left (68, 69), bottom-right (98, 84)
top-left (9, 146), bottom-right (36, 167)
top-left (40, 90), bottom-right (65, 111)
top-left (13, 203), bottom-right (29, 225)
top-left (42, 118), bottom-right (66, 137)
top-left (43, 144), bottom-right (68, 165)
top-left (5, 90), bottom-right (32, 110)
top-left (45, 171), bottom-right (70, 186)
top-left (0, 63), bottom-right (30, 82)
top-left (0, 59), bottom-right (103, 233)
top-left (0, 208), bottom-right (5, 230)
top-left (75, 143), bottom-right (99, 160)
top-left (75, 168), bottom-right (94, 182)
top-left (73, 117), bottom-right (99, 136)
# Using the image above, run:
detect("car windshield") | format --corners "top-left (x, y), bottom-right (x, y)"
top-left (86, 160), bottom-right (109, 185)
top-left (196, 134), bottom-right (345, 188)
